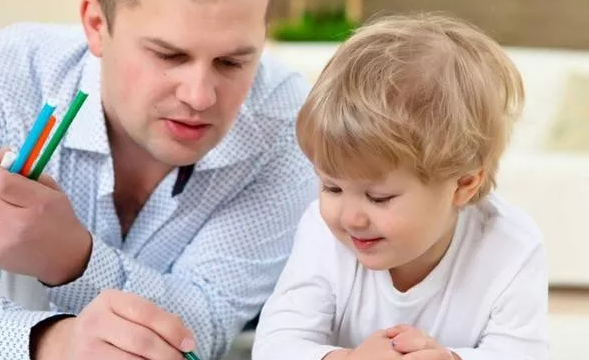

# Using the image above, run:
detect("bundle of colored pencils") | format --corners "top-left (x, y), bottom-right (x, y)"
top-left (0, 90), bottom-right (88, 179)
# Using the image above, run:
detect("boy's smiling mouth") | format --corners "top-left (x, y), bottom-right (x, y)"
top-left (350, 236), bottom-right (385, 250)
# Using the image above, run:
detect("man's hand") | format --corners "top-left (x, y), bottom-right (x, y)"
top-left (0, 148), bottom-right (92, 285)
top-left (34, 289), bottom-right (197, 360)
top-left (386, 325), bottom-right (461, 360)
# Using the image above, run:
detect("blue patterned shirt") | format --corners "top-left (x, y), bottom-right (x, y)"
top-left (0, 23), bottom-right (316, 360)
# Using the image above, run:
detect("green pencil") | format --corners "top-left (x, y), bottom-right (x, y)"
top-left (183, 351), bottom-right (201, 360)
top-left (28, 90), bottom-right (88, 180)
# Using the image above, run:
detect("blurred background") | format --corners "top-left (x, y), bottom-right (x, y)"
top-left (2, 1), bottom-right (588, 359)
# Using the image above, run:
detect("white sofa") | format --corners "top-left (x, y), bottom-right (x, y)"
top-left (265, 43), bottom-right (589, 287)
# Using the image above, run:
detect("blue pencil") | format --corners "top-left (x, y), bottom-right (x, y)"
top-left (9, 100), bottom-right (57, 173)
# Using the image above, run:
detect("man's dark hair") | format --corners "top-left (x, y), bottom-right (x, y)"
top-left (97, 0), bottom-right (271, 33)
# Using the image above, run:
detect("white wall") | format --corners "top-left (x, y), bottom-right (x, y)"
top-left (0, 0), bottom-right (80, 27)
top-left (265, 43), bottom-right (589, 287)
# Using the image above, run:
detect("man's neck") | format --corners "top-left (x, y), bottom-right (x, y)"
top-left (107, 119), bottom-right (174, 237)
top-left (111, 142), bottom-right (172, 193)
top-left (107, 118), bottom-right (174, 189)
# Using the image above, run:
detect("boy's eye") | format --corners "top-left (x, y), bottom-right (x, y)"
top-left (366, 194), bottom-right (396, 204)
top-left (321, 184), bottom-right (342, 194)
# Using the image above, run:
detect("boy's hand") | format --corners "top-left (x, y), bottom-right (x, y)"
top-left (34, 289), bottom-right (196, 360)
top-left (386, 325), bottom-right (460, 360)
top-left (327, 330), bottom-right (402, 360)
top-left (0, 147), bottom-right (92, 285)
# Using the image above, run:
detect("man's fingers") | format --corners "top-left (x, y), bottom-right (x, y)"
top-left (0, 192), bottom-right (19, 213)
top-left (0, 171), bottom-right (42, 207)
top-left (37, 174), bottom-right (62, 191)
top-left (80, 341), bottom-right (146, 360)
top-left (0, 170), bottom-right (60, 207)
top-left (103, 290), bottom-right (196, 352)
top-left (99, 310), bottom-right (184, 360)
top-left (0, 171), bottom-right (32, 207)
top-left (0, 199), bottom-right (20, 235)
top-left (0, 146), bottom-right (62, 206)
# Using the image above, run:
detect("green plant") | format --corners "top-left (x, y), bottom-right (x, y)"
top-left (270, 8), bottom-right (359, 42)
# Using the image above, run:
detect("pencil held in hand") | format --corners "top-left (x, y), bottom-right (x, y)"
top-left (9, 100), bottom-right (56, 173)
top-left (183, 351), bottom-right (201, 360)
top-left (29, 90), bottom-right (88, 180)
top-left (21, 115), bottom-right (56, 176)
top-left (0, 151), bottom-right (17, 170)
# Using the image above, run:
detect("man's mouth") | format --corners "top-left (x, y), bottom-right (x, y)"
top-left (163, 118), bottom-right (211, 141)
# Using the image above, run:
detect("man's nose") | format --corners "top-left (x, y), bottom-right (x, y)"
top-left (176, 65), bottom-right (217, 111)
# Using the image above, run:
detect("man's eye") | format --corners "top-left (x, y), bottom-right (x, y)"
top-left (154, 51), bottom-right (183, 61)
top-left (218, 59), bottom-right (244, 69)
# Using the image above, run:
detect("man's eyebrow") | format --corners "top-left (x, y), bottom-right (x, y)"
top-left (144, 37), bottom-right (187, 53)
top-left (144, 37), bottom-right (258, 57)
top-left (225, 46), bottom-right (258, 57)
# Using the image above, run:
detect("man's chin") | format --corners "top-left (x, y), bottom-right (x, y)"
top-left (153, 152), bottom-right (202, 167)
top-left (143, 135), bottom-right (213, 167)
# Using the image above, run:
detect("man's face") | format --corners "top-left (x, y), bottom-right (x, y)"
top-left (83, 0), bottom-right (267, 166)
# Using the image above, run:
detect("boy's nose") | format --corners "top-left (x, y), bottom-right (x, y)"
top-left (340, 207), bottom-right (369, 231)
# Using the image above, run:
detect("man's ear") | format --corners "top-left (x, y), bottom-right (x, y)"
top-left (81, 0), bottom-right (108, 57)
top-left (453, 169), bottom-right (484, 206)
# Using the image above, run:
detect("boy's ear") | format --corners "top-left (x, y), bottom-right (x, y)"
top-left (453, 170), bottom-right (484, 206)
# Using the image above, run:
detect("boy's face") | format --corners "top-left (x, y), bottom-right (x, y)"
top-left (82, 0), bottom-right (267, 166)
top-left (318, 167), bottom-right (472, 277)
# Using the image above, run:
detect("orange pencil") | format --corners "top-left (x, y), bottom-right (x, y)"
top-left (21, 115), bottom-right (56, 177)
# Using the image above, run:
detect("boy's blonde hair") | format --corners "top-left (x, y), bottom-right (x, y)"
top-left (296, 14), bottom-right (524, 202)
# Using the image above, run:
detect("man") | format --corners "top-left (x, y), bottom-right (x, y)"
top-left (0, 0), bottom-right (316, 359)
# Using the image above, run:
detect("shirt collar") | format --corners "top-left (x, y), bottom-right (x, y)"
top-left (63, 53), bottom-right (110, 155)
top-left (194, 105), bottom-right (268, 171)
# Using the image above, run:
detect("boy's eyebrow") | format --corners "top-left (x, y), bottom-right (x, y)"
top-left (143, 37), bottom-right (257, 57)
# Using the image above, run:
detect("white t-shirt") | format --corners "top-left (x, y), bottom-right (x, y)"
top-left (253, 194), bottom-right (549, 360)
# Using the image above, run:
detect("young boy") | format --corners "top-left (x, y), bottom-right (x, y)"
top-left (252, 14), bottom-right (548, 360)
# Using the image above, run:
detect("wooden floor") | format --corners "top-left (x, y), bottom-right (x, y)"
top-left (550, 288), bottom-right (589, 314)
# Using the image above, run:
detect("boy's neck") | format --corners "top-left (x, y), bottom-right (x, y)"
top-left (389, 212), bottom-right (459, 293)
